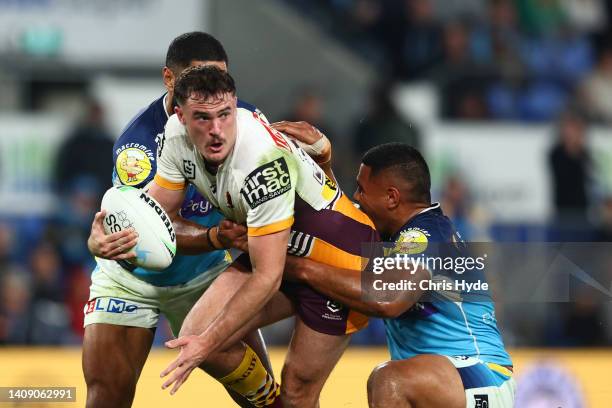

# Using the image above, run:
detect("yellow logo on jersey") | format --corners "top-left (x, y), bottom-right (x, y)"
top-left (321, 177), bottom-right (338, 201)
top-left (394, 227), bottom-right (430, 255)
top-left (116, 148), bottom-right (152, 186)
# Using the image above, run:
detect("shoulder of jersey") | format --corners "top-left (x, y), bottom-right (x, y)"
top-left (236, 108), bottom-right (282, 150)
top-left (407, 213), bottom-right (452, 244)
top-left (235, 109), bottom-right (291, 171)
top-left (237, 99), bottom-right (269, 124)
top-left (113, 97), bottom-right (166, 187)
top-left (164, 114), bottom-right (188, 141)
top-left (115, 95), bottom-right (165, 146)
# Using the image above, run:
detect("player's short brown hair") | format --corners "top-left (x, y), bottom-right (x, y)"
top-left (174, 65), bottom-right (236, 106)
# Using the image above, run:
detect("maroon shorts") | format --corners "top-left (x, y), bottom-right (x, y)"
top-left (234, 253), bottom-right (368, 336)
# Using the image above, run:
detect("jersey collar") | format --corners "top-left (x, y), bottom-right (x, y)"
top-left (162, 93), bottom-right (171, 120)
top-left (417, 202), bottom-right (441, 214)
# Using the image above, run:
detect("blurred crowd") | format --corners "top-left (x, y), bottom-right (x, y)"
top-left (1, 0), bottom-right (611, 347)
top-left (288, 0), bottom-right (612, 122)
top-left (0, 100), bottom-right (113, 345)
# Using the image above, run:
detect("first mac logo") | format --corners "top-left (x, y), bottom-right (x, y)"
top-left (241, 158), bottom-right (291, 209)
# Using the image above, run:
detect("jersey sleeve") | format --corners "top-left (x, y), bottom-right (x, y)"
top-left (112, 135), bottom-right (158, 189)
top-left (153, 117), bottom-right (187, 191)
top-left (240, 154), bottom-right (297, 236)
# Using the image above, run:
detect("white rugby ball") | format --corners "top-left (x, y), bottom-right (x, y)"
top-left (100, 186), bottom-right (176, 271)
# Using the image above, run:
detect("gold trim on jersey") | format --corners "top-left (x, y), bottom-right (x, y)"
top-left (153, 174), bottom-right (185, 191)
top-left (487, 362), bottom-right (513, 377)
top-left (248, 216), bottom-right (294, 237)
top-left (346, 309), bottom-right (369, 334)
top-left (332, 194), bottom-right (375, 228)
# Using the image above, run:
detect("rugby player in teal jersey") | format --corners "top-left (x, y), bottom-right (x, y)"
top-left (281, 142), bottom-right (516, 407)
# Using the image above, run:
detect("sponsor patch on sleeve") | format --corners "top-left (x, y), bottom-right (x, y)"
top-left (392, 227), bottom-right (430, 255)
top-left (115, 146), bottom-right (153, 186)
top-left (241, 157), bottom-right (292, 209)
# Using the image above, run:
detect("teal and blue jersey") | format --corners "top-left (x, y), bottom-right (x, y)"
top-left (383, 203), bottom-right (512, 366)
top-left (106, 94), bottom-right (260, 286)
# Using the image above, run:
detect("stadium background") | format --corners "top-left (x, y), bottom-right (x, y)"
top-left (0, 0), bottom-right (611, 406)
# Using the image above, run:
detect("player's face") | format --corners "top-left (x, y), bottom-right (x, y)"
top-left (353, 164), bottom-right (388, 233)
top-left (177, 92), bottom-right (238, 165)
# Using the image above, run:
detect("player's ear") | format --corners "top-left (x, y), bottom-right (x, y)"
top-left (175, 106), bottom-right (186, 124)
top-left (386, 186), bottom-right (401, 210)
top-left (162, 67), bottom-right (175, 92)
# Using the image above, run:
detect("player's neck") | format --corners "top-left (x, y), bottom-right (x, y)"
top-left (387, 203), bottom-right (431, 236)
top-left (165, 92), bottom-right (174, 116)
top-left (204, 159), bottom-right (219, 175)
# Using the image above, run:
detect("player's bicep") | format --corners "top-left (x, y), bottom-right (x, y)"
top-left (148, 180), bottom-right (185, 218)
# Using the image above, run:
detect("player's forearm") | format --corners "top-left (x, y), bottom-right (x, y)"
top-left (173, 217), bottom-right (221, 255)
top-left (198, 269), bottom-right (282, 354)
top-left (285, 256), bottom-right (384, 316)
top-left (199, 230), bottom-right (289, 353)
top-left (285, 256), bottom-right (415, 318)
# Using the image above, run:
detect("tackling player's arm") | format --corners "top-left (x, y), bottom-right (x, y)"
top-left (284, 256), bottom-right (428, 318)
top-left (149, 174), bottom-right (236, 254)
top-left (271, 121), bottom-right (335, 184)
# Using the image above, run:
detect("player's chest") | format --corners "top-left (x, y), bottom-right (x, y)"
top-left (188, 163), bottom-right (247, 222)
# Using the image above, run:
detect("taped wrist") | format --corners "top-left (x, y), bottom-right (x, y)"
top-left (296, 134), bottom-right (331, 164)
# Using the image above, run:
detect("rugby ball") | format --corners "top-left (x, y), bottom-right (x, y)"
top-left (100, 186), bottom-right (176, 271)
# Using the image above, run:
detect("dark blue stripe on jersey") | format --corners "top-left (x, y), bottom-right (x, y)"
top-left (237, 99), bottom-right (258, 112)
top-left (456, 362), bottom-right (507, 389)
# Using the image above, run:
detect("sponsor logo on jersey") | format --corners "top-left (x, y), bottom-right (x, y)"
top-left (473, 394), bottom-right (489, 408)
top-left (155, 132), bottom-right (165, 158)
top-left (322, 176), bottom-right (338, 201)
top-left (241, 158), bottom-right (292, 209)
top-left (322, 299), bottom-right (344, 321)
top-left (183, 159), bottom-right (196, 180)
top-left (115, 146), bottom-right (154, 186)
top-left (180, 190), bottom-right (215, 218)
top-left (393, 227), bottom-right (430, 255)
top-left (138, 192), bottom-right (176, 242)
top-left (84, 298), bottom-right (139, 314)
top-left (326, 300), bottom-right (343, 313)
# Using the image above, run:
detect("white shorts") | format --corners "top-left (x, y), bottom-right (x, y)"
top-left (83, 260), bottom-right (227, 336)
top-left (445, 356), bottom-right (516, 408)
